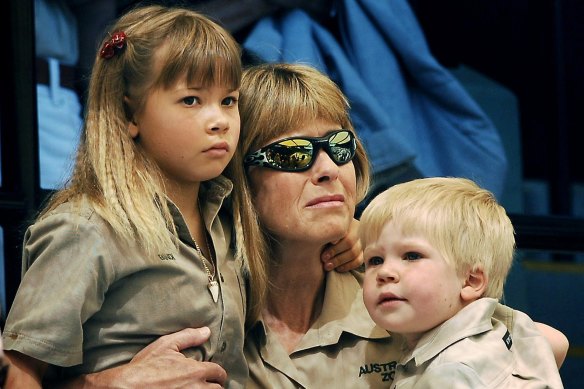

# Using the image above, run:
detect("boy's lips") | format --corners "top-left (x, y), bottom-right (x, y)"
top-left (377, 291), bottom-right (406, 305)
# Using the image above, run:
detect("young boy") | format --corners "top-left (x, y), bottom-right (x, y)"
top-left (359, 177), bottom-right (564, 388)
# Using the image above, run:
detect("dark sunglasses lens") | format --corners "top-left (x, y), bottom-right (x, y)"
top-left (266, 139), bottom-right (313, 170)
top-left (328, 131), bottom-right (355, 163)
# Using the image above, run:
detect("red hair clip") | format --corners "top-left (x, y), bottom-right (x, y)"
top-left (100, 31), bottom-right (127, 59)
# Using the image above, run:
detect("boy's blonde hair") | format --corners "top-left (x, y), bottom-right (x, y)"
top-left (359, 177), bottom-right (515, 299)
top-left (228, 63), bottom-right (370, 321)
top-left (37, 5), bottom-right (262, 305)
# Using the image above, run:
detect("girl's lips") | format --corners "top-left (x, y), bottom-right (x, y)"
top-left (203, 142), bottom-right (230, 157)
top-left (205, 141), bottom-right (229, 152)
top-left (306, 194), bottom-right (345, 207)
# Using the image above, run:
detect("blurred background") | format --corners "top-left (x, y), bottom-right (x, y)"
top-left (1, 0), bottom-right (583, 387)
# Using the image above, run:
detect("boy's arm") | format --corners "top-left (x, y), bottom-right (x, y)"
top-left (535, 322), bottom-right (569, 367)
top-left (4, 350), bottom-right (47, 389)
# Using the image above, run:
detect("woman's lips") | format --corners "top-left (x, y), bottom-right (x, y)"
top-left (306, 194), bottom-right (345, 207)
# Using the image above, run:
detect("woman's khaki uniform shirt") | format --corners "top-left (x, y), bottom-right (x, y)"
top-left (245, 270), bottom-right (402, 388)
top-left (2, 177), bottom-right (248, 388)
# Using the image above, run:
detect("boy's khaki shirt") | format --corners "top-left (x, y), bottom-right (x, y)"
top-left (390, 298), bottom-right (563, 389)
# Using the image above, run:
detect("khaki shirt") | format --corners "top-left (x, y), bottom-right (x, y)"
top-left (391, 298), bottom-right (563, 389)
top-left (3, 177), bottom-right (248, 388)
top-left (245, 270), bottom-right (402, 388)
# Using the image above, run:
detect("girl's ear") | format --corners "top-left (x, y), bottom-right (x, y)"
top-left (128, 120), bottom-right (139, 138)
top-left (460, 267), bottom-right (487, 302)
top-left (124, 96), bottom-right (139, 138)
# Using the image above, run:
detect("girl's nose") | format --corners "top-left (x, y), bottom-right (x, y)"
top-left (206, 106), bottom-right (229, 133)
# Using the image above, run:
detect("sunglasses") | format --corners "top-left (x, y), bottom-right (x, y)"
top-left (244, 130), bottom-right (357, 172)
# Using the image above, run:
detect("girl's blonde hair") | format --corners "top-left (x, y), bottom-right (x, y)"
top-left (228, 63), bottom-right (371, 322)
top-left (41, 6), bottom-right (241, 262)
top-left (359, 177), bottom-right (515, 299)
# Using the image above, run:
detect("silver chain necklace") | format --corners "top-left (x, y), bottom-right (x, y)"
top-left (193, 204), bottom-right (219, 303)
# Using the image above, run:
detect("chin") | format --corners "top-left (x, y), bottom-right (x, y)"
top-left (322, 227), bottom-right (348, 243)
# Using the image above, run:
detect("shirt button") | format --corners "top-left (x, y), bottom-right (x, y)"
top-left (220, 341), bottom-right (227, 352)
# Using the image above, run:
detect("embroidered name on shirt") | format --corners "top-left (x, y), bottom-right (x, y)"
top-left (503, 330), bottom-right (513, 350)
top-left (158, 254), bottom-right (176, 260)
top-left (359, 361), bottom-right (397, 382)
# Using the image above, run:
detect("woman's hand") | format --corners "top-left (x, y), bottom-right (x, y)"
top-left (321, 218), bottom-right (363, 272)
top-left (57, 327), bottom-right (226, 389)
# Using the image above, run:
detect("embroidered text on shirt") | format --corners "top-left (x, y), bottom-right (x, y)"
top-left (158, 254), bottom-right (176, 260)
top-left (359, 361), bottom-right (397, 382)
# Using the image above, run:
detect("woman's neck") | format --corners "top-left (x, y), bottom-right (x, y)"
top-left (263, 244), bottom-right (327, 353)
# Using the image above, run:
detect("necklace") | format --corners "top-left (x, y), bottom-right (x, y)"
top-left (193, 204), bottom-right (219, 303)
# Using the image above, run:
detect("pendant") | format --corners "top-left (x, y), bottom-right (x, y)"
top-left (208, 280), bottom-right (219, 303)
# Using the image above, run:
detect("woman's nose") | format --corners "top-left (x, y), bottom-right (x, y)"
top-left (310, 149), bottom-right (339, 184)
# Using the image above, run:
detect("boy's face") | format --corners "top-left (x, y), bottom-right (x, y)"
top-left (362, 220), bottom-right (466, 347)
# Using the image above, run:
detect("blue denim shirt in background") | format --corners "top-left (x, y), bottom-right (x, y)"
top-left (244, 0), bottom-right (507, 199)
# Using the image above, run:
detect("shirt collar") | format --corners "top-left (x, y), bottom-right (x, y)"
top-left (404, 297), bottom-right (498, 366)
top-left (168, 175), bottom-right (233, 244)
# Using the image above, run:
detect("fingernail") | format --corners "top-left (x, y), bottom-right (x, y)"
top-left (325, 262), bottom-right (334, 271)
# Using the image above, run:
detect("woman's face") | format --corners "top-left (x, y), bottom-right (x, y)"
top-left (248, 119), bottom-right (357, 247)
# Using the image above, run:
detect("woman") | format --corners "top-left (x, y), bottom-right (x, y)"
top-left (233, 63), bottom-right (568, 388)
top-left (233, 63), bottom-right (404, 387)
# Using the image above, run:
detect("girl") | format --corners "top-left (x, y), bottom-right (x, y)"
top-left (2, 5), bottom-right (261, 388)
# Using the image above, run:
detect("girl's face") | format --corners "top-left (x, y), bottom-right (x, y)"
top-left (130, 76), bottom-right (240, 188)
top-left (362, 221), bottom-right (465, 348)
top-left (248, 119), bottom-right (357, 249)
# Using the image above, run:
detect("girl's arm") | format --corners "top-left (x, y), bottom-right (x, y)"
top-left (535, 322), bottom-right (569, 367)
top-left (4, 350), bottom-right (47, 389)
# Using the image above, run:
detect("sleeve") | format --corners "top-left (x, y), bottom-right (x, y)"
top-left (412, 363), bottom-right (487, 389)
top-left (1, 211), bottom-right (115, 367)
top-left (506, 310), bottom-right (564, 388)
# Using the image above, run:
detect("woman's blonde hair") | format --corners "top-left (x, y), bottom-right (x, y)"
top-left (228, 63), bottom-right (371, 322)
top-left (359, 177), bottom-right (515, 299)
top-left (41, 5), bottom-right (241, 255)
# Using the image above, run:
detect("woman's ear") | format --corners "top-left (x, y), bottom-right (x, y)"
top-left (460, 267), bottom-right (487, 302)
top-left (124, 96), bottom-right (139, 138)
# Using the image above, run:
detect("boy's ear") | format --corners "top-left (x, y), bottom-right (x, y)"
top-left (460, 267), bottom-right (487, 302)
